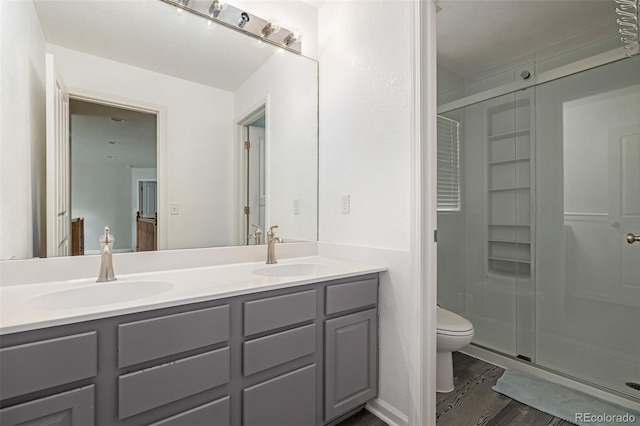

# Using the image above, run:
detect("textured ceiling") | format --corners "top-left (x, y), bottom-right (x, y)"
top-left (70, 100), bottom-right (157, 169)
top-left (436, 0), bottom-right (619, 78)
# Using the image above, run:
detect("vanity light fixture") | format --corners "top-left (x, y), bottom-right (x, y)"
top-left (261, 22), bottom-right (280, 38)
top-left (110, 116), bottom-right (126, 123)
top-left (107, 141), bottom-right (120, 145)
top-left (283, 31), bottom-right (300, 47)
top-left (159, 0), bottom-right (302, 53)
top-left (236, 12), bottom-right (249, 28)
top-left (208, 0), bottom-right (224, 18)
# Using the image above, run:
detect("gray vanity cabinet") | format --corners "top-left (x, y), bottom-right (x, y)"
top-left (0, 273), bottom-right (379, 426)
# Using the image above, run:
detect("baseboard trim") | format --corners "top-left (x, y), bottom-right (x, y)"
top-left (366, 399), bottom-right (409, 426)
top-left (462, 346), bottom-right (640, 413)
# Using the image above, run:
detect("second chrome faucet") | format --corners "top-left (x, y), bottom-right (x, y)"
top-left (97, 227), bottom-right (117, 282)
top-left (266, 225), bottom-right (283, 264)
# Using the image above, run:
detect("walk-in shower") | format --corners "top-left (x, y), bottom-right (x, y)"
top-left (436, 0), bottom-right (640, 403)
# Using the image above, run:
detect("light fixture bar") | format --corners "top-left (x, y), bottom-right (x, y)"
top-left (158, 0), bottom-right (302, 54)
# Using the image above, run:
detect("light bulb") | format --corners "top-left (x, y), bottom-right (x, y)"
top-left (283, 31), bottom-right (301, 47)
top-left (261, 22), bottom-right (281, 38)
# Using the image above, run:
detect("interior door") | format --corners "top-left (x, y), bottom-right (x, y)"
top-left (139, 181), bottom-right (157, 217)
top-left (248, 128), bottom-right (266, 231)
top-left (45, 53), bottom-right (70, 257)
top-left (245, 121), bottom-right (266, 243)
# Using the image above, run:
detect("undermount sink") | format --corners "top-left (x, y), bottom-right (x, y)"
top-left (252, 263), bottom-right (334, 277)
top-left (30, 280), bottom-right (174, 310)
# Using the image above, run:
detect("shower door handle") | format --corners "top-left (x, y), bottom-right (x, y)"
top-left (627, 233), bottom-right (640, 244)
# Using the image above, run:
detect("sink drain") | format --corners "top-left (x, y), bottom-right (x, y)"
top-left (626, 382), bottom-right (640, 391)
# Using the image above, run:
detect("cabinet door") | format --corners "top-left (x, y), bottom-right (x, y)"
top-left (0, 385), bottom-right (94, 426)
top-left (325, 309), bottom-right (377, 421)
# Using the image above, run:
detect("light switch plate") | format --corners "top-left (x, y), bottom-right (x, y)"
top-left (341, 195), bottom-right (350, 214)
top-left (170, 203), bottom-right (179, 215)
top-left (293, 199), bottom-right (300, 215)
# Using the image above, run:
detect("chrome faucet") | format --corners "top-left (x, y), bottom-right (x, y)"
top-left (249, 224), bottom-right (263, 245)
top-left (97, 227), bottom-right (117, 282)
top-left (266, 225), bottom-right (283, 264)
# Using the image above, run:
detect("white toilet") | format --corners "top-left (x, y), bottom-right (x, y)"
top-left (436, 307), bottom-right (474, 393)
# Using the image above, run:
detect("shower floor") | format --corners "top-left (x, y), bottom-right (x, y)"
top-left (337, 352), bottom-right (575, 426)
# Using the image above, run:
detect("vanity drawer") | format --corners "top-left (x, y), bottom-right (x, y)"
top-left (244, 290), bottom-right (316, 336)
top-left (119, 347), bottom-right (230, 419)
top-left (243, 323), bottom-right (316, 376)
top-left (325, 278), bottom-right (378, 315)
top-left (0, 332), bottom-right (97, 400)
top-left (0, 385), bottom-right (95, 426)
top-left (243, 364), bottom-right (316, 426)
top-left (148, 396), bottom-right (230, 426)
top-left (118, 305), bottom-right (229, 368)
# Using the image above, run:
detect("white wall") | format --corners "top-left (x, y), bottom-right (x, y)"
top-left (0, 0), bottom-right (46, 260)
top-left (47, 44), bottom-right (236, 250)
top-left (234, 52), bottom-right (318, 243)
top-left (72, 161), bottom-right (133, 252)
top-left (437, 64), bottom-right (464, 106)
top-left (563, 86), bottom-right (640, 214)
top-left (318, 1), bottom-right (414, 422)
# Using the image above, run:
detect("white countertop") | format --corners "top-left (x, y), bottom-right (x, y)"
top-left (0, 256), bottom-right (386, 335)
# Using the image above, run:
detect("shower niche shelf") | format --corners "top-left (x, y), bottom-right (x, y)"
top-left (485, 95), bottom-right (534, 279)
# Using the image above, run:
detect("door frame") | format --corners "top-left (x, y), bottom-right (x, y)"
top-left (67, 87), bottom-right (168, 251)
top-left (234, 96), bottom-right (270, 246)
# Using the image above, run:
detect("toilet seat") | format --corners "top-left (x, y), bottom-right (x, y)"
top-left (437, 307), bottom-right (473, 335)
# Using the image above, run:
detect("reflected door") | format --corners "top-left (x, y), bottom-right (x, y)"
top-left (45, 53), bottom-right (70, 257)
top-left (244, 118), bottom-right (266, 244)
top-left (139, 181), bottom-right (157, 217)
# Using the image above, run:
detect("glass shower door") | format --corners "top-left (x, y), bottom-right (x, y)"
top-left (535, 56), bottom-right (640, 399)
top-left (437, 89), bottom-right (536, 362)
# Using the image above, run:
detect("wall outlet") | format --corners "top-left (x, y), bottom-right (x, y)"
top-left (341, 194), bottom-right (350, 214)
top-left (169, 203), bottom-right (179, 215)
top-left (293, 199), bottom-right (300, 215)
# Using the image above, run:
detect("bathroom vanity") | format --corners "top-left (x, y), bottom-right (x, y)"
top-left (0, 258), bottom-right (383, 426)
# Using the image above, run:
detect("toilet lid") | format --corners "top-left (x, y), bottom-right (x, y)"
top-left (437, 307), bottom-right (473, 333)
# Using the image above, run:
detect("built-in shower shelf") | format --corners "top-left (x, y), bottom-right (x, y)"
top-left (485, 94), bottom-right (534, 279)
top-left (487, 157), bottom-right (530, 165)
top-left (488, 186), bottom-right (530, 192)
top-left (488, 256), bottom-right (531, 264)
top-left (487, 129), bottom-right (530, 142)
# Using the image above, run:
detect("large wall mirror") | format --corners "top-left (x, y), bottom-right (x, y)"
top-left (0, 0), bottom-right (318, 260)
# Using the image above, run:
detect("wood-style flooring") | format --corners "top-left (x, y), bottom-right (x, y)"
top-left (338, 352), bottom-right (576, 426)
